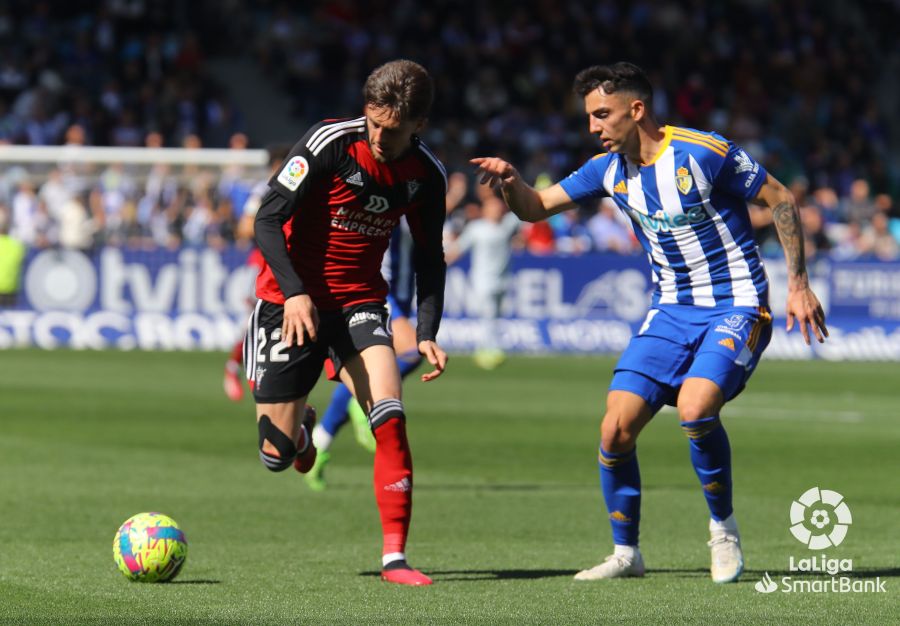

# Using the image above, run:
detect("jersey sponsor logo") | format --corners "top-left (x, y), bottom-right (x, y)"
top-left (277, 156), bottom-right (309, 191)
top-left (331, 206), bottom-right (395, 238)
top-left (675, 166), bottom-right (693, 195)
top-left (635, 205), bottom-right (708, 232)
top-left (718, 337), bottom-right (736, 351)
top-left (345, 171), bottom-right (364, 186)
top-left (407, 179), bottom-right (420, 200)
top-left (363, 194), bottom-right (390, 214)
top-left (613, 180), bottom-right (628, 195)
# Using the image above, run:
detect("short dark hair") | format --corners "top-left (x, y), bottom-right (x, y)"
top-left (573, 62), bottom-right (653, 107)
top-left (363, 59), bottom-right (434, 121)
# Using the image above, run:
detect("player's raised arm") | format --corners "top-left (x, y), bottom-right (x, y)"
top-left (753, 173), bottom-right (828, 344)
top-left (470, 156), bottom-right (577, 222)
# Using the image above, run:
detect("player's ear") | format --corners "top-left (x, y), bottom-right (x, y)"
top-left (631, 99), bottom-right (646, 122)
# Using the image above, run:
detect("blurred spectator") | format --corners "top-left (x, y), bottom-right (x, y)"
top-left (0, 205), bottom-right (26, 307)
top-left (588, 199), bottom-right (636, 253)
top-left (858, 212), bottom-right (900, 261)
top-left (549, 209), bottom-right (592, 254)
top-left (800, 205), bottom-right (832, 261)
top-left (842, 179), bottom-right (877, 225)
top-left (58, 197), bottom-right (94, 250)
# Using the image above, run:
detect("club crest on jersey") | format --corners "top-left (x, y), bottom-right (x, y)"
top-left (723, 314), bottom-right (747, 330)
top-left (363, 195), bottom-right (390, 214)
top-left (675, 166), bottom-right (693, 195)
top-left (277, 156), bottom-right (309, 191)
top-left (407, 179), bottom-right (420, 200)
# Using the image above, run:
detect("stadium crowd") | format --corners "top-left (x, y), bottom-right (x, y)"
top-left (0, 0), bottom-right (898, 261)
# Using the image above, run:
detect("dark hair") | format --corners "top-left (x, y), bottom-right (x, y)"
top-left (363, 59), bottom-right (434, 121)
top-left (573, 62), bottom-right (653, 107)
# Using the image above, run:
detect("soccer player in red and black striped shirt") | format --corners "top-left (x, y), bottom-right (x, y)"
top-left (246, 60), bottom-right (448, 586)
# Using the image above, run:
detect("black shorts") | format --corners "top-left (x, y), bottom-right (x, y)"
top-left (244, 300), bottom-right (394, 403)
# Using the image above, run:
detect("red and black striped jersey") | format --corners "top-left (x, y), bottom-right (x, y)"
top-left (253, 116), bottom-right (447, 342)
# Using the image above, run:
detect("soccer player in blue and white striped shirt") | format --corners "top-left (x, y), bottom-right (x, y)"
top-left (473, 62), bottom-right (827, 584)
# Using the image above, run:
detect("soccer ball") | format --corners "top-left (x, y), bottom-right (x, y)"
top-left (113, 512), bottom-right (188, 582)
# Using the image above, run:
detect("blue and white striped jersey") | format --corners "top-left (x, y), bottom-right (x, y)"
top-left (559, 126), bottom-right (769, 308)
top-left (382, 217), bottom-right (416, 313)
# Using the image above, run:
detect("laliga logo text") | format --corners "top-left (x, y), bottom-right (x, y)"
top-left (754, 487), bottom-right (887, 594)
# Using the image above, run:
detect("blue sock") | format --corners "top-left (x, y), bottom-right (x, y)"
top-left (396, 350), bottom-right (422, 379)
top-left (599, 447), bottom-right (641, 546)
top-left (681, 416), bottom-right (733, 521)
top-left (321, 384), bottom-right (354, 437)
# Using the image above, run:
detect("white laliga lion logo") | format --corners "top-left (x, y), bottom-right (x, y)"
top-left (733, 149), bottom-right (755, 174)
top-left (755, 572), bottom-right (778, 594)
top-left (789, 487), bottom-right (852, 549)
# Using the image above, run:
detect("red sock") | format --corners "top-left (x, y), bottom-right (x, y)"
top-left (229, 339), bottom-right (243, 365)
top-left (373, 416), bottom-right (413, 556)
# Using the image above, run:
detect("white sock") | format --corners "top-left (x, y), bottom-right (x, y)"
top-left (614, 544), bottom-right (638, 560)
top-left (382, 552), bottom-right (406, 567)
top-left (710, 513), bottom-right (738, 534)
top-left (312, 424), bottom-right (332, 452)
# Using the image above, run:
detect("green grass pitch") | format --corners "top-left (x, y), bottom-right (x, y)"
top-left (1, 350), bottom-right (897, 624)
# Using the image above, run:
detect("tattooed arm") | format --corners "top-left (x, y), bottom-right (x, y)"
top-left (754, 174), bottom-right (828, 344)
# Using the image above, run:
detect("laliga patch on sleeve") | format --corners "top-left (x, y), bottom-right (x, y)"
top-left (277, 156), bottom-right (309, 191)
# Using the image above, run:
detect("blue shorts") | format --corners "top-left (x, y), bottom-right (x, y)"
top-left (610, 304), bottom-right (772, 413)
top-left (386, 293), bottom-right (413, 321)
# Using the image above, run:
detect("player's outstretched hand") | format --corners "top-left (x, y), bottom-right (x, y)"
top-left (785, 286), bottom-right (828, 345)
top-left (418, 340), bottom-right (448, 382)
top-left (282, 294), bottom-right (319, 347)
top-left (470, 157), bottom-right (521, 189)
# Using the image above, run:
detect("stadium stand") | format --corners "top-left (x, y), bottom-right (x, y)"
top-left (0, 0), bottom-right (898, 258)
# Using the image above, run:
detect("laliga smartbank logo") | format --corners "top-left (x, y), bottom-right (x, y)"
top-left (755, 487), bottom-right (887, 594)
top-left (789, 486), bottom-right (851, 548)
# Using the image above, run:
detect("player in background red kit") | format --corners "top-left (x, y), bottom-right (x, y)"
top-left (246, 60), bottom-right (448, 585)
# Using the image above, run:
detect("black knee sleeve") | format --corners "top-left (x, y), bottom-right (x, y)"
top-left (368, 398), bottom-right (405, 431)
top-left (258, 414), bottom-right (297, 472)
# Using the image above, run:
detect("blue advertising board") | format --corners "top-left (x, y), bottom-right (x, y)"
top-left (2, 247), bottom-right (899, 359)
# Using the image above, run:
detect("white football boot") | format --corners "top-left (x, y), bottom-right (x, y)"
top-left (574, 547), bottom-right (645, 581)
top-left (708, 515), bottom-right (743, 583)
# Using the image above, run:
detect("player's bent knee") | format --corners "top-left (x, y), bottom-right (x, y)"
top-left (600, 413), bottom-right (636, 453)
top-left (369, 398), bottom-right (405, 431)
top-left (677, 403), bottom-right (714, 423)
top-left (258, 414), bottom-right (297, 472)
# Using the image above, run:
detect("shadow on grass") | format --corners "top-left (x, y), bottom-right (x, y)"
top-left (169, 579), bottom-right (222, 585)
top-left (414, 483), bottom-right (592, 492)
top-left (360, 566), bottom-right (900, 583)
top-left (360, 569), bottom-right (577, 581)
top-left (655, 567), bottom-right (900, 581)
